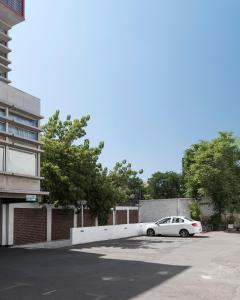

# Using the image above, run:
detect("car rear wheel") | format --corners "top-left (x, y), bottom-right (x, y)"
top-left (179, 229), bottom-right (189, 237)
top-left (147, 229), bottom-right (155, 236)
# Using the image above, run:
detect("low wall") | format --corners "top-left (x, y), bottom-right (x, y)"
top-left (71, 224), bottom-right (144, 245)
top-left (1, 203), bottom-right (139, 246)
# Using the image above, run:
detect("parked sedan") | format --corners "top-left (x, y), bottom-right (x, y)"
top-left (145, 216), bottom-right (202, 237)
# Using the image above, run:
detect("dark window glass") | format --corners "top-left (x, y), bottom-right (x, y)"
top-left (0, 108), bottom-right (5, 116)
top-left (9, 112), bottom-right (38, 127)
top-left (0, 122), bottom-right (6, 131)
top-left (9, 125), bottom-right (38, 140)
top-left (158, 217), bottom-right (171, 224)
top-left (172, 218), bottom-right (184, 223)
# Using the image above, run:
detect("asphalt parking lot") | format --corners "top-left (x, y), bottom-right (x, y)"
top-left (0, 232), bottom-right (240, 300)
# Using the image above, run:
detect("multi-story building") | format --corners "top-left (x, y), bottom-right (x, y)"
top-left (0, 0), bottom-right (24, 84)
top-left (0, 0), bottom-right (47, 245)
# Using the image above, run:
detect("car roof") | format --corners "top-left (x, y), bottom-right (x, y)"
top-left (162, 216), bottom-right (186, 218)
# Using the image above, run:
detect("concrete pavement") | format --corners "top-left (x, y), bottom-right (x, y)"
top-left (0, 232), bottom-right (240, 299)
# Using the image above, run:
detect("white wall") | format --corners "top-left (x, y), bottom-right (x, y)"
top-left (71, 223), bottom-right (144, 245)
top-left (139, 198), bottom-right (191, 223)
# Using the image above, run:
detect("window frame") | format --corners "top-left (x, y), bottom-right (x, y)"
top-left (6, 147), bottom-right (37, 177)
top-left (8, 111), bottom-right (38, 128)
top-left (8, 124), bottom-right (38, 141)
top-left (0, 107), bottom-right (6, 117)
top-left (0, 121), bottom-right (6, 132)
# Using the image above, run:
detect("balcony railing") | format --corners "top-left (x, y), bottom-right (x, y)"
top-left (0, 0), bottom-right (24, 17)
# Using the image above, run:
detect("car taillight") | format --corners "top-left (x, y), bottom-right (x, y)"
top-left (192, 223), bottom-right (198, 227)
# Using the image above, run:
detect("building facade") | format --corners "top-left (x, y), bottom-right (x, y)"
top-left (0, 82), bottom-right (45, 200)
top-left (0, 0), bottom-right (24, 84)
top-left (0, 0), bottom-right (48, 246)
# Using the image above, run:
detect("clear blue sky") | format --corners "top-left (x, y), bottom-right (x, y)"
top-left (10, 0), bottom-right (240, 179)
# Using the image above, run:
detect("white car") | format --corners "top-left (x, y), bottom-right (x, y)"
top-left (145, 216), bottom-right (202, 237)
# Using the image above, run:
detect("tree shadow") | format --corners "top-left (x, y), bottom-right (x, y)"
top-left (72, 238), bottom-right (174, 250)
top-left (0, 247), bottom-right (190, 300)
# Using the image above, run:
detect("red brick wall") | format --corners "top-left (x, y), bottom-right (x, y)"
top-left (116, 210), bottom-right (127, 224)
top-left (14, 208), bottom-right (47, 245)
top-left (76, 211), bottom-right (95, 227)
top-left (129, 210), bottom-right (138, 223)
top-left (52, 209), bottom-right (74, 240)
top-left (107, 212), bottom-right (113, 225)
top-left (83, 210), bottom-right (95, 227)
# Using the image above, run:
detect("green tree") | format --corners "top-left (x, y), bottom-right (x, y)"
top-left (41, 111), bottom-right (118, 222)
top-left (183, 132), bottom-right (240, 225)
top-left (87, 166), bottom-right (128, 225)
top-left (108, 160), bottom-right (144, 203)
top-left (189, 200), bottom-right (201, 221)
top-left (146, 171), bottom-right (183, 199)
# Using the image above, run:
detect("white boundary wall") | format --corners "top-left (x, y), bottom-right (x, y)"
top-left (71, 223), bottom-right (145, 245)
top-left (1, 203), bottom-right (138, 246)
top-left (139, 198), bottom-right (191, 223)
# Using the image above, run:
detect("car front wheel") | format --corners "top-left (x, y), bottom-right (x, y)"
top-left (179, 229), bottom-right (189, 237)
top-left (147, 228), bottom-right (155, 236)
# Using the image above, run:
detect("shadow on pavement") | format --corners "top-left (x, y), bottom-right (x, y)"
top-left (73, 238), bottom-right (174, 250)
top-left (155, 235), bottom-right (210, 239)
top-left (0, 247), bottom-right (190, 300)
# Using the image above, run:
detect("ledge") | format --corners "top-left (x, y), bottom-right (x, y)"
top-left (0, 189), bottom-right (49, 196)
top-left (0, 171), bottom-right (44, 180)
top-left (0, 140), bottom-right (43, 153)
top-left (0, 130), bottom-right (43, 145)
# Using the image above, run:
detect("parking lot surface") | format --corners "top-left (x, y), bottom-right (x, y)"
top-left (0, 232), bottom-right (240, 300)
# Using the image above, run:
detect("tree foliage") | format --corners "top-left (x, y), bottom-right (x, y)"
top-left (183, 132), bottom-right (240, 221)
top-left (189, 200), bottom-right (201, 221)
top-left (108, 160), bottom-right (144, 203)
top-left (146, 171), bottom-right (183, 199)
top-left (41, 111), bottom-right (120, 223)
top-left (41, 111), bottom-right (144, 224)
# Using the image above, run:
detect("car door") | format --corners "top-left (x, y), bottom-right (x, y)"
top-left (156, 217), bottom-right (172, 235)
top-left (171, 217), bottom-right (185, 235)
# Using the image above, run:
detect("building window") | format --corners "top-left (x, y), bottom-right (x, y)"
top-left (9, 125), bottom-right (38, 140)
top-left (8, 112), bottom-right (38, 127)
top-left (0, 52), bottom-right (7, 58)
top-left (7, 148), bottom-right (36, 176)
top-left (0, 71), bottom-right (7, 78)
top-left (0, 122), bottom-right (6, 131)
top-left (0, 146), bottom-right (4, 171)
top-left (0, 108), bottom-right (6, 116)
